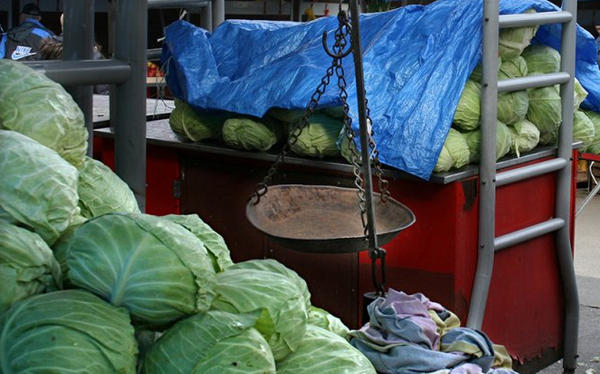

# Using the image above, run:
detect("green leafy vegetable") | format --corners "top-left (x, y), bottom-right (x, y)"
top-left (78, 156), bottom-right (139, 218)
top-left (453, 80), bottom-right (481, 131)
top-left (228, 259), bottom-right (311, 310)
top-left (144, 310), bottom-right (276, 374)
top-left (508, 119), bottom-right (540, 157)
top-left (222, 118), bottom-right (282, 151)
top-left (434, 128), bottom-right (470, 172)
top-left (0, 60), bottom-right (88, 168)
top-left (308, 306), bottom-right (349, 339)
top-left (169, 99), bottom-right (226, 142)
top-left (526, 85), bottom-right (562, 145)
top-left (163, 214), bottom-right (233, 272)
top-left (498, 9), bottom-right (538, 60)
top-left (573, 110), bottom-right (596, 149)
top-left (211, 264), bottom-right (309, 360)
top-left (574, 79), bottom-right (588, 110)
top-left (522, 45), bottom-right (561, 75)
top-left (267, 108), bottom-right (306, 124)
top-left (277, 325), bottom-right (376, 374)
top-left (469, 57), bottom-right (502, 83)
top-left (0, 130), bottom-right (80, 245)
top-left (55, 213), bottom-right (217, 327)
top-left (465, 121), bottom-right (513, 163)
top-left (0, 221), bottom-right (61, 313)
top-left (583, 110), bottom-right (600, 153)
top-left (290, 114), bottom-right (343, 158)
top-left (0, 290), bottom-right (138, 374)
top-left (497, 57), bottom-right (529, 125)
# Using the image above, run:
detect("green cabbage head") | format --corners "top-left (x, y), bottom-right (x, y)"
top-left (573, 110), bottom-right (596, 149)
top-left (211, 260), bottom-right (309, 360)
top-left (277, 325), bottom-right (376, 374)
top-left (497, 57), bottom-right (529, 125)
top-left (222, 118), bottom-right (281, 151)
top-left (469, 57), bottom-right (502, 83)
top-left (453, 80), bottom-right (481, 131)
top-left (0, 290), bottom-right (138, 374)
top-left (290, 114), bottom-right (343, 158)
top-left (78, 156), bottom-right (139, 218)
top-left (163, 214), bottom-right (234, 272)
top-left (509, 119), bottom-right (540, 157)
top-left (574, 78), bottom-right (588, 110)
top-left (526, 85), bottom-right (562, 145)
top-left (0, 60), bottom-right (88, 168)
top-left (522, 45), bottom-right (560, 75)
top-left (498, 9), bottom-right (538, 60)
top-left (434, 128), bottom-right (470, 173)
top-left (0, 221), bottom-right (61, 313)
top-left (54, 213), bottom-right (217, 327)
top-left (308, 306), bottom-right (350, 339)
top-left (169, 99), bottom-right (226, 142)
top-left (583, 110), bottom-right (600, 153)
top-left (0, 130), bottom-right (80, 245)
top-left (465, 121), bottom-right (513, 163)
top-left (144, 310), bottom-right (276, 374)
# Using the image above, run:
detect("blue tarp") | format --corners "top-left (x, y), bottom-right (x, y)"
top-left (162, 0), bottom-right (600, 180)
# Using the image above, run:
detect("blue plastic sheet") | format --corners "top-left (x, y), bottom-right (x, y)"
top-left (162, 0), bottom-right (600, 180)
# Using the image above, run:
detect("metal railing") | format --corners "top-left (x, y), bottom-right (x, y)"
top-left (467, 1), bottom-right (579, 372)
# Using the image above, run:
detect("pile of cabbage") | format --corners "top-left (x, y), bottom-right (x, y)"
top-left (0, 59), bottom-right (374, 373)
top-left (437, 9), bottom-right (600, 172)
top-left (169, 100), bottom-right (345, 158)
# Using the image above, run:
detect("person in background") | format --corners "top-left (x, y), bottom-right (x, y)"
top-left (1, 3), bottom-right (57, 61)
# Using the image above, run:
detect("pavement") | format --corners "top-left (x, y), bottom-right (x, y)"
top-left (539, 188), bottom-right (600, 374)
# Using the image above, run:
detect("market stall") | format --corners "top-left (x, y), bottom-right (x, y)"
top-left (1, 0), bottom-right (597, 372)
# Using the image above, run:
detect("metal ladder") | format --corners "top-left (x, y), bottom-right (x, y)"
top-left (467, 0), bottom-right (579, 372)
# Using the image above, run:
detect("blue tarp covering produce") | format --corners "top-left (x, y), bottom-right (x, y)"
top-left (162, 0), bottom-right (600, 179)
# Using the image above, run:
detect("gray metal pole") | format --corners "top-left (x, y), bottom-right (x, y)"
top-left (556, 0), bottom-right (579, 371)
top-left (348, 0), bottom-right (379, 254)
top-left (114, 0), bottom-right (148, 211)
top-left (213, 0), bottom-right (225, 29)
top-left (200, 2), bottom-right (213, 31)
top-left (467, 0), bottom-right (499, 330)
top-left (63, 0), bottom-right (95, 157)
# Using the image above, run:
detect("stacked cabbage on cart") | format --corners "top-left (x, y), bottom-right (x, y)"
top-left (166, 10), bottom-right (600, 174)
top-left (0, 59), bottom-right (374, 374)
top-left (436, 12), bottom-right (600, 172)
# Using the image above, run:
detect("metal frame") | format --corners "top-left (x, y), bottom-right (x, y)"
top-left (467, 1), bottom-right (579, 372)
top-left (22, 0), bottom-right (228, 211)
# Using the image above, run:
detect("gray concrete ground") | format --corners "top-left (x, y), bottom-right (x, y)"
top-left (539, 189), bottom-right (600, 374)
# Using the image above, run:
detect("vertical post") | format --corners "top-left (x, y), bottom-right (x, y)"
top-left (557, 0), bottom-right (579, 371)
top-left (63, 0), bottom-right (95, 157)
top-left (348, 0), bottom-right (379, 253)
top-left (467, 0), bottom-right (499, 330)
top-left (212, 0), bottom-right (225, 29)
top-left (114, 0), bottom-right (148, 211)
top-left (200, 2), bottom-right (213, 32)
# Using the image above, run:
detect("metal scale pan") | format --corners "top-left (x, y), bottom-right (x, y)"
top-left (246, 185), bottom-right (415, 253)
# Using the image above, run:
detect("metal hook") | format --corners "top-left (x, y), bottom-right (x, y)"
top-left (321, 30), bottom-right (353, 59)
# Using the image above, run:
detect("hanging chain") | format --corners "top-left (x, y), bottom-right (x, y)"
top-left (249, 11), bottom-right (352, 205)
top-left (249, 9), bottom-right (388, 296)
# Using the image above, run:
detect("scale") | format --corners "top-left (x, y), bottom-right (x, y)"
top-left (246, 0), bottom-right (415, 301)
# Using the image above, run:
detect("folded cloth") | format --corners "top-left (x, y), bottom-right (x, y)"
top-left (349, 289), bottom-right (513, 374)
top-left (352, 289), bottom-right (441, 351)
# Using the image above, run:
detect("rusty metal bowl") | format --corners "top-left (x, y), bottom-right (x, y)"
top-left (246, 184), bottom-right (416, 253)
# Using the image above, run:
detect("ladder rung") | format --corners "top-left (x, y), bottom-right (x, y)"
top-left (498, 73), bottom-right (570, 93)
top-left (499, 11), bottom-right (573, 29)
top-left (494, 218), bottom-right (565, 252)
top-left (496, 158), bottom-right (567, 187)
